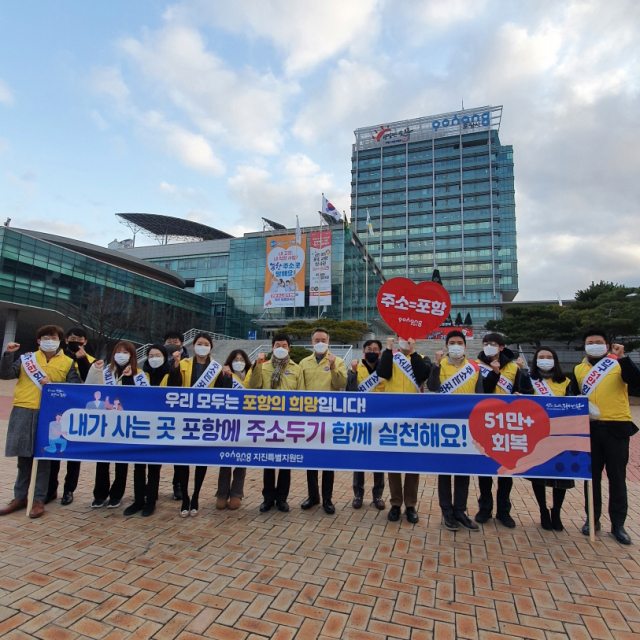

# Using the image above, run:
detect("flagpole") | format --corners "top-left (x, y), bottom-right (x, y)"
top-left (365, 207), bottom-right (369, 327)
top-left (341, 211), bottom-right (345, 321)
top-left (318, 212), bottom-right (322, 320)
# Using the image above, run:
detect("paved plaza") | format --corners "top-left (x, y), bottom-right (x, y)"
top-left (0, 380), bottom-right (639, 640)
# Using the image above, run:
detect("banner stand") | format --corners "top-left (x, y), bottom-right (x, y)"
top-left (26, 459), bottom-right (38, 517)
top-left (586, 480), bottom-right (595, 543)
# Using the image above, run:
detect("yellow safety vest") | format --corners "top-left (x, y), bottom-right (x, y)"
top-left (356, 362), bottom-right (386, 392)
top-left (299, 353), bottom-right (347, 391)
top-left (574, 358), bottom-right (632, 421)
top-left (249, 359), bottom-right (305, 391)
top-left (14, 350), bottom-right (74, 410)
top-left (439, 357), bottom-right (480, 394)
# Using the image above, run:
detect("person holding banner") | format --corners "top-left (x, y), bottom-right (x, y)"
top-left (427, 330), bottom-right (483, 531)
top-left (249, 334), bottom-right (305, 513)
top-left (86, 341), bottom-right (148, 509)
top-left (123, 344), bottom-right (171, 517)
top-left (167, 332), bottom-right (223, 517)
top-left (573, 330), bottom-right (640, 545)
top-left (0, 325), bottom-right (81, 519)
top-left (347, 339), bottom-right (386, 510)
top-left (46, 327), bottom-right (95, 507)
top-left (475, 332), bottom-right (530, 529)
top-left (378, 336), bottom-right (431, 524)
top-left (524, 347), bottom-right (578, 532)
top-left (300, 328), bottom-right (348, 515)
top-left (215, 349), bottom-right (252, 510)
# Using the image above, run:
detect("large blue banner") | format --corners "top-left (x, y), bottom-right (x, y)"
top-left (35, 384), bottom-right (592, 479)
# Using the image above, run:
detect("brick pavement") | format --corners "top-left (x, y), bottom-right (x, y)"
top-left (0, 380), bottom-right (639, 639)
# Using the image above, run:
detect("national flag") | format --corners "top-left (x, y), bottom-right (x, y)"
top-left (343, 212), bottom-right (351, 240)
top-left (321, 195), bottom-right (341, 223)
top-left (366, 208), bottom-right (374, 237)
top-left (296, 216), bottom-right (301, 245)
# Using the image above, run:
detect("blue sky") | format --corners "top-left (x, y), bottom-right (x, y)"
top-left (1, 0), bottom-right (639, 300)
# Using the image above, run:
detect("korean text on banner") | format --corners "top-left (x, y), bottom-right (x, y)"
top-left (264, 233), bottom-right (306, 308)
top-left (309, 230), bottom-right (331, 307)
top-left (35, 384), bottom-right (591, 480)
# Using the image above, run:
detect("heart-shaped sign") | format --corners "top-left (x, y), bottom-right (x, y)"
top-left (468, 398), bottom-right (551, 470)
top-left (376, 278), bottom-right (451, 340)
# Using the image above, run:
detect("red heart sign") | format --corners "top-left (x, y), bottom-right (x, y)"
top-left (376, 278), bottom-right (451, 340)
top-left (468, 399), bottom-right (551, 470)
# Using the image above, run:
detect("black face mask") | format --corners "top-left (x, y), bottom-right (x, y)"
top-left (67, 342), bottom-right (82, 353)
top-left (364, 352), bottom-right (379, 363)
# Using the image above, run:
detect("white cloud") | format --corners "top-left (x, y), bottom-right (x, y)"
top-left (21, 219), bottom-right (89, 239)
top-left (90, 109), bottom-right (109, 131)
top-left (158, 181), bottom-right (209, 207)
top-left (91, 67), bottom-right (129, 105)
top-left (0, 78), bottom-right (13, 104)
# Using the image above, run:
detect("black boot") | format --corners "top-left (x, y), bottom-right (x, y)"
top-left (540, 508), bottom-right (552, 530)
top-left (550, 508), bottom-right (563, 531)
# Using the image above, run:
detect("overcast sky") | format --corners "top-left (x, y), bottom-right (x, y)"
top-left (1, 0), bottom-right (639, 300)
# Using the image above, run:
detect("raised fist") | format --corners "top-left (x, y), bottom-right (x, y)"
top-left (408, 338), bottom-right (416, 354)
top-left (386, 337), bottom-right (394, 350)
top-left (94, 360), bottom-right (104, 370)
top-left (122, 365), bottom-right (132, 377)
top-left (223, 365), bottom-right (232, 377)
top-left (75, 346), bottom-right (86, 359)
top-left (257, 352), bottom-right (267, 364)
top-left (612, 343), bottom-right (625, 358)
top-left (434, 350), bottom-right (444, 365)
top-left (328, 353), bottom-right (336, 369)
top-left (515, 356), bottom-right (526, 370)
top-left (490, 360), bottom-right (501, 374)
top-left (6, 342), bottom-right (20, 353)
top-left (351, 359), bottom-right (359, 373)
top-left (173, 355), bottom-right (181, 368)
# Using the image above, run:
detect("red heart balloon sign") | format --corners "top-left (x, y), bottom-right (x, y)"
top-left (468, 399), bottom-right (551, 470)
top-left (376, 278), bottom-right (451, 340)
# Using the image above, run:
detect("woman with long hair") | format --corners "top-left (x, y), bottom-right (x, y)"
top-left (86, 341), bottom-right (148, 508)
top-left (215, 349), bottom-right (252, 510)
top-left (528, 346), bottom-right (578, 531)
top-left (123, 344), bottom-right (171, 517)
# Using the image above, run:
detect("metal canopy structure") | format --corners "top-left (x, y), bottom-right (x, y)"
top-left (116, 213), bottom-right (234, 245)
top-left (262, 217), bottom-right (287, 231)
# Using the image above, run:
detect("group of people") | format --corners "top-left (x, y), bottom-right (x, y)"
top-left (0, 324), bottom-right (637, 545)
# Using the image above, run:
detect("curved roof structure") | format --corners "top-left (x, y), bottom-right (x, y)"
top-left (116, 213), bottom-right (234, 243)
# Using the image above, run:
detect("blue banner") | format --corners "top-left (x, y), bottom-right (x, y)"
top-left (35, 384), bottom-right (592, 479)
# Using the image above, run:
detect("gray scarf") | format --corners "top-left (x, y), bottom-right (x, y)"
top-left (270, 355), bottom-right (290, 388)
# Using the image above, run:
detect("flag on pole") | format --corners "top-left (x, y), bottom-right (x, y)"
top-left (296, 216), bottom-right (301, 244)
top-left (557, 293), bottom-right (563, 307)
top-left (366, 208), bottom-right (374, 237)
top-left (321, 194), bottom-right (341, 223)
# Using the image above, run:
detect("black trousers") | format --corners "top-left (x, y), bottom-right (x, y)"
top-left (48, 460), bottom-right (81, 496)
top-left (175, 465), bottom-right (207, 508)
top-left (133, 464), bottom-right (161, 504)
top-left (532, 483), bottom-right (566, 512)
top-left (438, 475), bottom-right (470, 517)
top-left (478, 476), bottom-right (512, 514)
top-left (94, 462), bottom-right (128, 502)
top-left (172, 466), bottom-right (180, 488)
top-left (584, 425), bottom-right (630, 527)
top-left (353, 471), bottom-right (385, 500)
top-left (307, 470), bottom-right (334, 501)
top-left (263, 469), bottom-right (291, 503)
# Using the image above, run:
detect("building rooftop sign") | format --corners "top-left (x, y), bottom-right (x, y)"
top-left (354, 105), bottom-right (502, 151)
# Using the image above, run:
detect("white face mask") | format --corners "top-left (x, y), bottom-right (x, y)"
top-left (536, 358), bottom-right (555, 371)
top-left (232, 361), bottom-right (245, 372)
top-left (585, 344), bottom-right (608, 358)
top-left (398, 339), bottom-right (410, 351)
top-left (483, 344), bottom-right (500, 357)
top-left (147, 356), bottom-right (164, 369)
top-left (273, 347), bottom-right (288, 360)
top-left (194, 345), bottom-right (211, 357)
top-left (313, 342), bottom-right (329, 355)
top-left (40, 340), bottom-right (60, 353)
top-left (448, 345), bottom-right (465, 359)
top-left (114, 352), bottom-right (130, 366)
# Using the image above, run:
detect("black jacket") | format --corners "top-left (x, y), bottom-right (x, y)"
top-left (476, 346), bottom-right (532, 394)
top-left (346, 359), bottom-right (379, 391)
top-left (377, 349), bottom-right (431, 386)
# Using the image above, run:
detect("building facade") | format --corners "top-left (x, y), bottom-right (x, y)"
top-left (351, 105), bottom-right (518, 325)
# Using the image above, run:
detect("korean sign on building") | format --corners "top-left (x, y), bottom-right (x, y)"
top-left (309, 230), bottom-right (332, 307)
top-left (264, 233), bottom-right (306, 308)
top-left (36, 384), bottom-right (591, 480)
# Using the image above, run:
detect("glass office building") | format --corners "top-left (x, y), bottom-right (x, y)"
top-left (351, 105), bottom-right (518, 324)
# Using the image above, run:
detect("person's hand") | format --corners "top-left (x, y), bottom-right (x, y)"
top-left (122, 365), bottom-right (132, 377)
top-left (40, 376), bottom-right (51, 386)
top-left (351, 359), bottom-right (358, 373)
top-left (612, 343), bottom-right (625, 358)
top-left (386, 337), bottom-right (394, 350)
top-left (105, 396), bottom-right (109, 404)
top-left (328, 353), bottom-right (336, 369)
top-left (256, 352), bottom-right (266, 364)
top-left (408, 338), bottom-right (416, 354)
top-left (6, 342), bottom-right (20, 353)
top-left (496, 436), bottom-right (591, 475)
top-left (94, 360), bottom-right (104, 370)
top-left (75, 346), bottom-right (86, 359)
top-left (434, 350), bottom-right (444, 365)
top-left (490, 360), bottom-right (501, 374)
top-left (516, 357), bottom-right (526, 370)
top-left (223, 365), bottom-right (232, 377)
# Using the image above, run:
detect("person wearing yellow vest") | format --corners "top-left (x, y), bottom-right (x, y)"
top-left (524, 347), bottom-right (579, 532)
top-left (378, 336), bottom-right (431, 524)
top-left (46, 326), bottom-right (95, 508)
top-left (249, 333), bottom-right (305, 513)
top-left (299, 328), bottom-right (348, 515)
top-left (573, 329), bottom-right (640, 545)
top-left (347, 339), bottom-right (386, 511)
top-left (86, 340), bottom-right (149, 509)
top-left (167, 332), bottom-right (223, 517)
top-left (0, 325), bottom-right (81, 519)
top-left (427, 330), bottom-right (483, 532)
top-left (475, 332), bottom-right (530, 529)
top-left (214, 349), bottom-right (252, 511)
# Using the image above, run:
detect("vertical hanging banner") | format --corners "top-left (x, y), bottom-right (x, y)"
top-left (309, 230), bottom-right (332, 307)
top-left (264, 233), bottom-right (306, 308)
